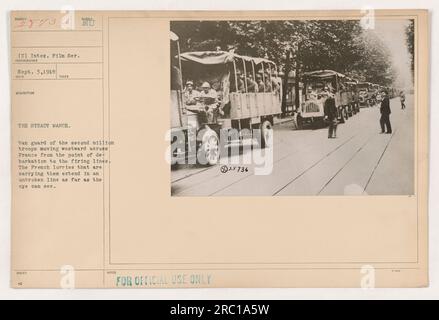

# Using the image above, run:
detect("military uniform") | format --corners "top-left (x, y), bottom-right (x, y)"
top-left (199, 88), bottom-right (219, 123)
top-left (265, 80), bottom-right (273, 92)
top-left (324, 94), bottom-right (338, 138)
top-left (400, 92), bottom-right (406, 109)
top-left (380, 95), bottom-right (392, 134)
top-left (183, 89), bottom-right (200, 107)
top-left (247, 78), bottom-right (259, 93)
top-left (257, 80), bottom-right (266, 93)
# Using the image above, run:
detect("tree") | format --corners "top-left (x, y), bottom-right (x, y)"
top-left (171, 19), bottom-right (397, 91)
top-left (354, 29), bottom-right (395, 86)
top-left (406, 19), bottom-right (415, 75)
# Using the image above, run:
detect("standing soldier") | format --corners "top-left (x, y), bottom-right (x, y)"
top-left (323, 88), bottom-right (338, 139)
top-left (380, 90), bottom-right (392, 134)
top-left (400, 90), bottom-right (406, 110)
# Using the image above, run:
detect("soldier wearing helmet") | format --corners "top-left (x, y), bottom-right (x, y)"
top-left (183, 80), bottom-right (200, 108)
top-left (199, 82), bottom-right (219, 123)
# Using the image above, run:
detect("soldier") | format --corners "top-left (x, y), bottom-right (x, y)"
top-left (237, 74), bottom-right (246, 93)
top-left (199, 82), bottom-right (219, 123)
top-left (380, 90), bottom-right (392, 134)
top-left (183, 80), bottom-right (200, 109)
top-left (256, 74), bottom-right (265, 92)
top-left (271, 73), bottom-right (281, 95)
top-left (247, 73), bottom-right (259, 93)
top-left (324, 88), bottom-right (338, 139)
top-left (400, 90), bottom-right (406, 110)
top-left (307, 86), bottom-right (317, 100)
top-left (264, 74), bottom-right (273, 92)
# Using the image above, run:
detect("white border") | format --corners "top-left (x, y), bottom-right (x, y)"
top-left (0, 0), bottom-right (437, 300)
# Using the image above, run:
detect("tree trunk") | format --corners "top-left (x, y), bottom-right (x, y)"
top-left (294, 44), bottom-right (301, 113)
top-left (281, 49), bottom-right (292, 116)
top-left (294, 66), bottom-right (300, 112)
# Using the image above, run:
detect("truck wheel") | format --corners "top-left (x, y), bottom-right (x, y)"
top-left (197, 131), bottom-right (220, 166)
top-left (260, 120), bottom-right (273, 148)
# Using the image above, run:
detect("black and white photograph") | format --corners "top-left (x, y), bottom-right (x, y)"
top-left (170, 18), bottom-right (415, 196)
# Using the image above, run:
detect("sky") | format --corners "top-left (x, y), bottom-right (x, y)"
top-left (370, 19), bottom-right (413, 90)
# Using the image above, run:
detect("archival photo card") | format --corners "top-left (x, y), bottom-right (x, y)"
top-left (11, 10), bottom-right (429, 288)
